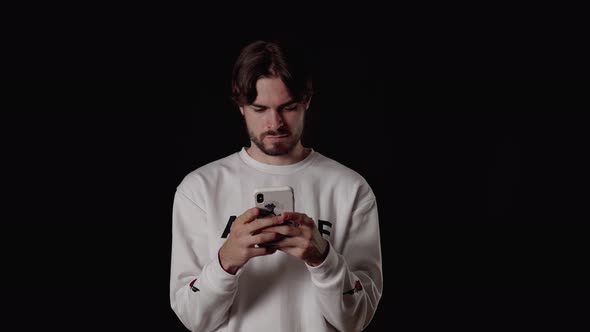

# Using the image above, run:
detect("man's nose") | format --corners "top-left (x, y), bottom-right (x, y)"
top-left (267, 109), bottom-right (284, 129)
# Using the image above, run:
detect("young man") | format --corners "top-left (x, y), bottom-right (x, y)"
top-left (170, 40), bottom-right (383, 331)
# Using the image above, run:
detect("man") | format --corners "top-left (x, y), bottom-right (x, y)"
top-left (170, 39), bottom-right (383, 331)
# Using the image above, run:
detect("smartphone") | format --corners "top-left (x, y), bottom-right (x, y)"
top-left (253, 186), bottom-right (295, 248)
top-left (253, 186), bottom-right (294, 218)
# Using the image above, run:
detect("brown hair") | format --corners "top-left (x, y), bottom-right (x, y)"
top-left (231, 40), bottom-right (313, 106)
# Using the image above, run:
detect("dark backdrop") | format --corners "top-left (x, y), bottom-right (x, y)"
top-left (3, 27), bottom-right (589, 331)
top-left (5, 83), bottom-right (589, 331)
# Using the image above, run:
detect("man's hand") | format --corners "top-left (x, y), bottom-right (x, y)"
top-left (261, 212), bottom-right (329, 267)
top-left (218, 208), bottom-right (284, 275)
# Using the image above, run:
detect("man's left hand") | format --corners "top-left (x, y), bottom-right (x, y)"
top-left (262, 212), bottom-right (329, 267)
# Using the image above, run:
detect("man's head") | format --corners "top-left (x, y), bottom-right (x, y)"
top-left (232, 40), bottom-right (313, 157)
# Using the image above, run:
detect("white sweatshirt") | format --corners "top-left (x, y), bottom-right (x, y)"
top-left (170, 148), bottom-right (383, 332)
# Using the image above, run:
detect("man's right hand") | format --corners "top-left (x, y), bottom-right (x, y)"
top-left (218, 207), bottom-right (284, 275)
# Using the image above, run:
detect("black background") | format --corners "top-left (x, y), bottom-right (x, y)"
top-left (3, 8), bottom-right (589, 332)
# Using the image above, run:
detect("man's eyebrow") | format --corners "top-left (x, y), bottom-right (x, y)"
top-left (251, 100), bottom-right (297, 109)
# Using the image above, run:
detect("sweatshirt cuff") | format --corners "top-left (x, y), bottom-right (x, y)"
top-left (307, 241), bottom-right (341, 282)
top-left (201, 251), bottom-right (242, 294)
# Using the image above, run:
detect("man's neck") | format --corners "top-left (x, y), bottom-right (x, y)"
top-left (246, 143), bottom-right (311, 166)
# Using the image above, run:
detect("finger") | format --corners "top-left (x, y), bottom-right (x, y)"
top-left (299, 214), bottom-right (316, 227)
top-left (274, 214), bottom-right (314, 233)
top-left (246, 216), bottom-right (283, 234)
top-left (249, 247), bottom-right (277, 257)
top-left (236, 207), bottom-right (260, 225)
top-left (281, 212), bottom-right (307, 225)
top-left (260, 225), bottom-right (302, 237)
top-left (249, 232), bottom-right (284, 246)
top-left (282, 220), bottom-right (300, 227)
top-left (264, 236), bottom-right (302, 249)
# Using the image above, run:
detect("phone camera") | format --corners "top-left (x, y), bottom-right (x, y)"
top-left (256, 194), bottom-right (264, 203)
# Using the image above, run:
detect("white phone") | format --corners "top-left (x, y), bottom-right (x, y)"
top-left (253, 186), bottom-right (294, 218)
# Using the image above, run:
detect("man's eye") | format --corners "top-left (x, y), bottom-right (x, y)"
top-left (253, 108), bottom-right (265, 113)
top-left (284, 106), bottom-right (298, 111)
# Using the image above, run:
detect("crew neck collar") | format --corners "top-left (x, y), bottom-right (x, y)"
top-left (238, 147), bottom-right (317, 175)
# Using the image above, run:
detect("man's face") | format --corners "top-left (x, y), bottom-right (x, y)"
top-left (240, 77), bottom-right (309, 156)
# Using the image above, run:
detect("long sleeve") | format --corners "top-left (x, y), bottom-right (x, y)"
top-left (308, 197), bottom-right (383, 331)
top-left (170, 189), bottom-right (241, 332)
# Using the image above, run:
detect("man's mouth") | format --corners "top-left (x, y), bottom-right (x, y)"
top-left (266, 134), bottom-right (288, 140)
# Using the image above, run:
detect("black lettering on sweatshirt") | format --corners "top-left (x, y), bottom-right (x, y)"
top-left (221, 216), bottom-right (237, 238)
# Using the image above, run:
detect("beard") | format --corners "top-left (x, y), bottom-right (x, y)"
top-left (248, 126), bottom-right (302, 156)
